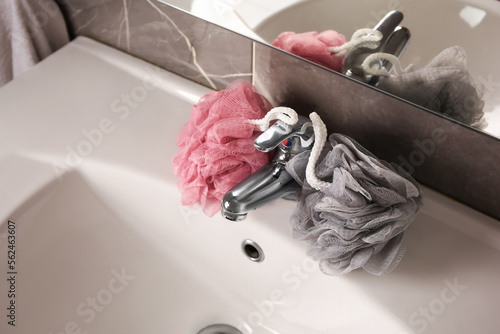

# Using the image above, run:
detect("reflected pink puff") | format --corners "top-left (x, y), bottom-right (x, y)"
top-left (173, 80), bottom-right (272, 217)
top-left (272, 30), bottom-right (346, 72)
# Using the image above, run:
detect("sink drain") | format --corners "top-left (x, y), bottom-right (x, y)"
top-left (197, 324), bottom-right (243, 334)
top-left (242, 239), bottom-right (265, 262)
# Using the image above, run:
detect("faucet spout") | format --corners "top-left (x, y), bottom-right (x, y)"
top-left (221, 163), bottom-right (301, 221)
top-left (221, 116), bottom-right (313, 221)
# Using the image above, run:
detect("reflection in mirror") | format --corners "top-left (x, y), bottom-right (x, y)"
top-left (161, 0), bottom-right (500, 138)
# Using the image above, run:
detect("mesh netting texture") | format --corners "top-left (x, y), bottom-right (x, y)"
top-left (272, 30), bottom-right (346, 72)
top-left (286, 133), bottom-right (423, 275)
top-left (377, 46), bottom-right (484, 126)
top-left (272, 27), bottom-right (484, 127)
top-left (173, 80), bottom-right (272, 217)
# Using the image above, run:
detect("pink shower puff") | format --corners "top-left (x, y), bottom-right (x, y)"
top-left (272, 30), bottom-right (347, 72)
top-left (173, 80), bottom-right (272, 217)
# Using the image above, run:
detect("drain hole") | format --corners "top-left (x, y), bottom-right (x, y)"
top-left (242, 239), bottom-right (264, 262)
top-left (197, 324), bottom-right (243, 334)
top-left (244, 244), bottom-right (259, 259)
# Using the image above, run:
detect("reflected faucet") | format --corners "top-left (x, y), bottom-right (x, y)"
top-left (221, 117), bottom-right (314, 221)
top-left (342, 10), bottom-right (411, 85)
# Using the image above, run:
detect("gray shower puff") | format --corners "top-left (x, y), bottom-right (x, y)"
top-left (285, 133), bottom-right (423, 275)
top-left (377, 46), bottom-right (484, 127)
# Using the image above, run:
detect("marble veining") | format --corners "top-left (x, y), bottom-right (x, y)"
top-left (57, 0), bottom-right (253, 89)
top-left (120, 0), bottom-right (131, 52)
top-left (145, 0), bottom-right (216, 88)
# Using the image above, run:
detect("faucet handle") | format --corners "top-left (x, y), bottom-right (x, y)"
top-left (254, 118), bottom-right (313, 153)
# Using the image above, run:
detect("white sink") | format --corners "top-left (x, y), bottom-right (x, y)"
top-left (1, 37), bottom-right (500, 334)
top-left (188, 0), bottom-right (500, 137)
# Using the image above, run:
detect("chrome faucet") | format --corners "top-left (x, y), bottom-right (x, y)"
top-left (221, 117), bottom-right (314, 221)
top-left (342, 10), bottom-right (411, 85)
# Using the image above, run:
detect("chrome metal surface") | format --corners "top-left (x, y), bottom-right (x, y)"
top-left (221, 163), bottom-right (301, 221)
top-left (221, 118), bottom-right (313, 220)
top-left (242, 239), bottom-right (265, 262)
top-left (342, 10), bottom-right (409, 83)
top-left (254, 119), bottom-right (314, 152)
top-left (197, 324), bottom-right (243, 334)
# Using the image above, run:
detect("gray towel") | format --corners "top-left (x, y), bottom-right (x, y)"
top-left (0, 0), bottom-right (69, 87)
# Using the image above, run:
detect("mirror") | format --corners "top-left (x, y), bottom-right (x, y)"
top-left (160, 0), bottom-right (500, 139)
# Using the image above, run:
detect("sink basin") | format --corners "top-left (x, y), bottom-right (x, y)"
top-left (188, 0), bottom-right (500, 137)
top-left (1, 37), bottom-right (500, 334)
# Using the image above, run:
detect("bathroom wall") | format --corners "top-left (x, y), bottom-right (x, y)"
top-left (56, 0), bottom-right (252, 89)
top-left (56, 0), bottom-right (500, 220)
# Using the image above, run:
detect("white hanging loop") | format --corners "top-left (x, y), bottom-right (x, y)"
top-left (305, 112), bottom-right (331, 192)
top-left (329, 28), bottom-right (383, 57)
top-left (361, 52), bottom-right (404, 77)
top-left (247, 106), bottom-right (299, 131)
